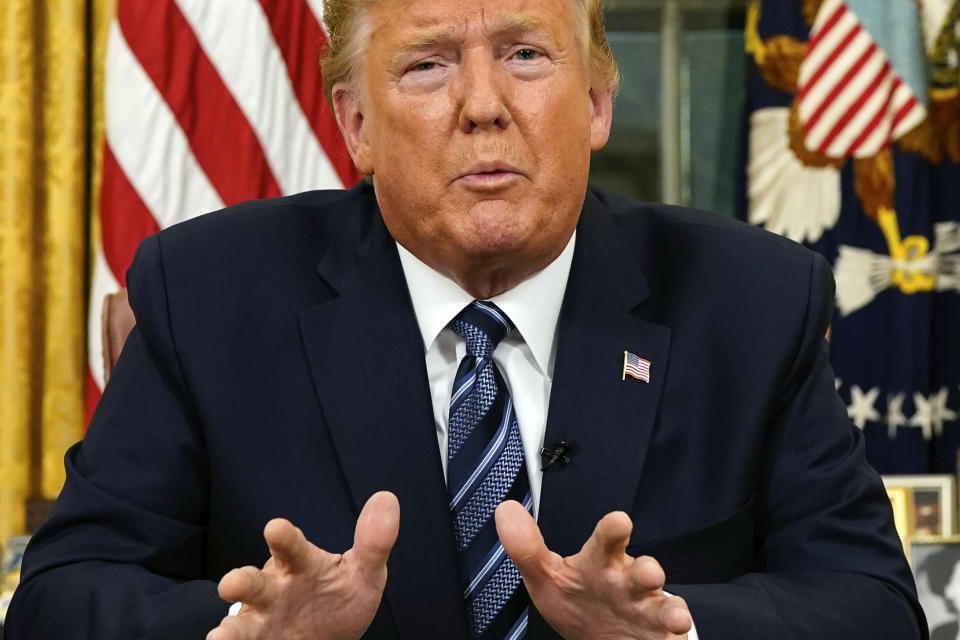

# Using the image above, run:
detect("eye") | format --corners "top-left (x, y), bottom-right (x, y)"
top-left (409, 61), bottom-right (437, 73)
top-left (512, 48), bottom-right (541, 61)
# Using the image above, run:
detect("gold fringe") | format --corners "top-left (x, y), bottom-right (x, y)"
top-left (897, 92), bottom-right (960, 164)
top-left (802, 0), bottom-right (824, 27)
top-left (744, 3), bottom-right (768, 65)
top-left (854, 149), bottom-right (896, 222)
top-left (788, 101), bottom-right (846, 169)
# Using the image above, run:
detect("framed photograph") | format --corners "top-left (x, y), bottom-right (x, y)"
top-left (955, 450), bottom-right (960, 519)
top-left (883, 475), bottom-right (956, 538)
top-left (911, 538), bottom-right (960, 639)
top-left (886, 486), bottom-right (915, 555)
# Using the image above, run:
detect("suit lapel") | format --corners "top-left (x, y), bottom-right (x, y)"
top-left (538, 190), bottom-right (672, 555)
top-left (530, 191), bottom-right (671, 638)
top-left (298, 194), bottom-right (469, 640)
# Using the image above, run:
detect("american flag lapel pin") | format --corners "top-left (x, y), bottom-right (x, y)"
top-left (622, 351), bottom-right (651, 383)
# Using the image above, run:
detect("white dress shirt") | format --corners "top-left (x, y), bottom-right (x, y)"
top-left (396, 233), bottom-right (576, 516)
top-left (396, 233), bottom-right (699, 640)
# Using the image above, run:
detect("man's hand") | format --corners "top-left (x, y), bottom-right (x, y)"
top-left (495, 501), bottom-right (691, 640)
top-left (207, 491), bottom-right (400, 640)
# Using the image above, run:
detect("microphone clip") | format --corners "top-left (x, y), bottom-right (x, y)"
top-left (540, 439), bottom-right (574, 471)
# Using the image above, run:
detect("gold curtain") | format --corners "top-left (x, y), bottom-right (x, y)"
top-left (0, 0), bottom-right (114, 544)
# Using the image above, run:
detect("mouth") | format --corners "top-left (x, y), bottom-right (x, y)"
top-left (455, 162), bottom-right (525, 190)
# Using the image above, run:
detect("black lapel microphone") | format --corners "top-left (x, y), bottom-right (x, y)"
top-left (540, 438), bottom-right (575, 471)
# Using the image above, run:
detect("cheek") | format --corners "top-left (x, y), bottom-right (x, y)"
top-left (374, 106), bottom-right (451, 169)
top-left (528, 93), bottom-right (594, 163)
top-left (388, 93), bottom-right (452, 133)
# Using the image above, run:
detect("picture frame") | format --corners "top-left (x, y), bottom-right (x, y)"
top-left (886, 485), bottom-right (915, 556)
top-left (955, 449), bottom-right (960, 520)
top-left (910, 538), bottom-right (960, 639)
top-left (883, 475), bottom-right (956, 539)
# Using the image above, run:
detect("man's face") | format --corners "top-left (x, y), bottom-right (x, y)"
top-left (333, 0), bottom-right (612, 294)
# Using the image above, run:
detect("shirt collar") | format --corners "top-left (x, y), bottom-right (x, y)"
top-left (396, 232), bottom-right (576, 376)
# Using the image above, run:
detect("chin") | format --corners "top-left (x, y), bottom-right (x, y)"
top-left (454, 235), bottom-right (530, 261)
top-left (460, 205), bottom-right (538, 243)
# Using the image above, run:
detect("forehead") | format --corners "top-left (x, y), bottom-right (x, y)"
top-left (363, 0), bottom-right (582, 47)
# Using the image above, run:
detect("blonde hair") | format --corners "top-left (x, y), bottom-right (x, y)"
top-left (319, 0), bottom-right (621, 104)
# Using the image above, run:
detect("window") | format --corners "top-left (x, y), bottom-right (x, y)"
top-left (591, 0), bottom-right (749, 217)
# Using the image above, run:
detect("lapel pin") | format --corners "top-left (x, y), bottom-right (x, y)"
top-left (622, 351), bottom-right (651, 383)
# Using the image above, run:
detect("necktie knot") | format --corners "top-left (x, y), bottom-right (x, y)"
top-left (449, 301), bottom-right (512, 358)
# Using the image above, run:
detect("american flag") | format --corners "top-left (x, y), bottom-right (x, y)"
top-left (796, 0), bottom-right (927, 159)
top-left (622, 352), bottom-right (651, 383)
top-left (86, 0), bottom-right (362, 420)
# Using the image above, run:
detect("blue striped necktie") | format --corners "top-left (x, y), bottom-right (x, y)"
top-left (448, 300), bottom-right (531, 640)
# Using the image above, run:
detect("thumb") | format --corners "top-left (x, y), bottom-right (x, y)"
top-left (352, 491), bottom-right (400, 571)
top-left (495, 500), bottom-right (552, 583)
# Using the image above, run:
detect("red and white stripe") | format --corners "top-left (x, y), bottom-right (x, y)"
top-left (797, 0), bottom-right (926, 159)
top-left (86, 0), bottom-right (361, 421)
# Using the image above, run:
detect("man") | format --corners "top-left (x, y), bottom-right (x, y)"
top-left (7, 0), bottom-right (925, 638)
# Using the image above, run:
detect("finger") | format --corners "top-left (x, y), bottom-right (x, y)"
top-left (206, 614), bottom-right (257, 640)
top-left (495, 500), bottom-right (552, 580)
top-left (218, 566), bottom-right (272, 607)
top-left (627, 555), bottom-right (666, 594)
top-left (352, 491), bottom-right (401, 571)
top-left (659, 595), bottom-right (693, 635)
top-left (580, 511), bottom-right (633, 567)
top-left (263, 518), bottom-right (318, 574)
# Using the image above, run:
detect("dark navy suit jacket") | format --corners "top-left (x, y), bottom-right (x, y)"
top-left (8, 183), bottom-right (926, 638)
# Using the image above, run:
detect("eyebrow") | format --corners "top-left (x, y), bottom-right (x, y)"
top-left (390, 26), bottom-right (463, 65)
top-left (387, 14), bottom-right (554, 68)
top-left (486, 14), bottom-right (551, 40)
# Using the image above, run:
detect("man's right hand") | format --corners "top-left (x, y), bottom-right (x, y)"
top-left (207, 491), bottom-right (400, 640)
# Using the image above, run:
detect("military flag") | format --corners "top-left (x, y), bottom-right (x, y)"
top-left (741, 0), bottom-right (960, 472)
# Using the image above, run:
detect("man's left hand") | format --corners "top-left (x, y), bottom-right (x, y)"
top-left (495, 501), bottom-right (691, 640)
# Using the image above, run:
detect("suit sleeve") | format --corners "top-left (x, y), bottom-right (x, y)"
top-left (5, 234), bottom-right (228, 639)
top-left (669, 252), bottom-right (927, 639)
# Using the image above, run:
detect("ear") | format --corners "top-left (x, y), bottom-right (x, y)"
top-left (588, 87), bottom-right (613, 151)
top-left (332, 82), bottom-right (374, 174)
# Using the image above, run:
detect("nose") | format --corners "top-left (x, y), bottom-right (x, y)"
top-left (455, 51), bottom-right (512, 133)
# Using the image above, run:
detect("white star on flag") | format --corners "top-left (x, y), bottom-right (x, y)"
top-left (847, 385), bottom-right (880, 430)
top-left (885, 392), bottom-right (907, 440)
top-left (901, 389), bottom-right (959, 440)
top-left (907, 388), bottom-right (958, 440)
top-left (910, 392), bottom-right (935, 441)
top-left (930, 387), bottom-right (959, 438)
